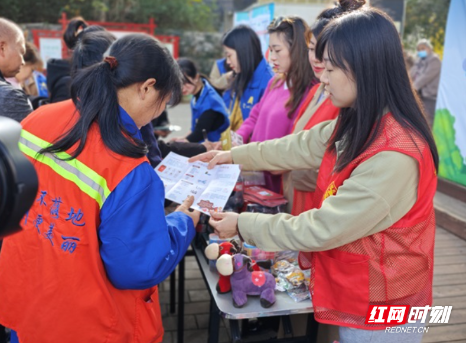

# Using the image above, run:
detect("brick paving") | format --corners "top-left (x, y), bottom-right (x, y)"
top-left (160, 255), bottom-right (231, 343)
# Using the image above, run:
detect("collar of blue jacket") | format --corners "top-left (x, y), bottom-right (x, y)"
top-left (119, 105), bottom-right (143, 140)
top-left (249, 58), bottom-right (273, 89)
top-left (222, 58), bottom-right (274, 120)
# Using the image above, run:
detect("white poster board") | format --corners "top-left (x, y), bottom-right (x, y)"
top-left (433, 0), bottom-right (466, 186)
top-left (39, 38), bottom-right (62, 69)
top-left (233, 3), bottom-right (275, 55)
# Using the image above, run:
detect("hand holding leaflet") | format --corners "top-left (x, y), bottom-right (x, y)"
top-left (155, 152), bottom-right (241, 215)
top-left (188, 150), bottom-right (233, 169)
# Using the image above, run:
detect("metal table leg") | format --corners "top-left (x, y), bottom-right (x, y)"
top-left (306, 313), bottom-right (319, 343)
top-left (177, 257), bottom-right (185, 343)
top-left (170, 271), bottom-right (176, 313)
top-left (208, 297), bottom-right (221, 343)
top-left (230, 319), bottom-right (242, 343)
top-left (281, 315), bottom-right (294, 337)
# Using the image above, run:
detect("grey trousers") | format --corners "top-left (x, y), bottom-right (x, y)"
top-left (339, 321), bottom-right (425, 343)
top-left (420, 97), bottom-right (437, 128)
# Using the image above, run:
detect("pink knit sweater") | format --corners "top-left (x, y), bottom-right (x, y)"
top-left (236, 77), bottom-right (309, 193)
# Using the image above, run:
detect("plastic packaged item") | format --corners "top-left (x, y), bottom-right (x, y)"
top-left (241, 171), bottom-right (266, 187)
top-left (302, 269), bottom-right (311, 287)
top-left (285, 267), bottom-right (305, 287)
top-left (275, 275), bottom-right (291, 292)
top-left (243, 201), bottom-right (287, 214)
top-left (243, 186), bottom-right (288, 208)
top-left (274, 251), bottom-right (299, 264)
top-left (243, 243), bottom-right (275, 261)
top-left (272, 251), bottom-right (311, 301)
top-left (286, 283), bottom-right (310, 302)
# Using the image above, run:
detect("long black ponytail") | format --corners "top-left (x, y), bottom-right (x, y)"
top-left (41, 33), bottom-right (183, 160)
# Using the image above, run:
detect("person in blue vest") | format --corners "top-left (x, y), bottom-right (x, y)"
top-left (220, 25), bottom-right (274, 149)
top-left (216, 58), bottom-right (227, 74)
top-left (32, 71), bottom-right (48, 98)
top-left (172, 58), bottom-right (229, 143)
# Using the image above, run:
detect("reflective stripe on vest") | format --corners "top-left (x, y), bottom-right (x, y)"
top-left (18, 129), bottom-right (111, 208)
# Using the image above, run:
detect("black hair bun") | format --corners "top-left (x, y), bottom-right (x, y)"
top-left (63, 17), bottom-right (88, 50)
top-left (339, 0), bottom-right (366, 12)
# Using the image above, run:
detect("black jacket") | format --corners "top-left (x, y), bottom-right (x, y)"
top-left (46, 59), bottom-right (71, 103)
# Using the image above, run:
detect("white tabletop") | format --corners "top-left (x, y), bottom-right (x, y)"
top-left (193, 244), bottom-right (314, 319)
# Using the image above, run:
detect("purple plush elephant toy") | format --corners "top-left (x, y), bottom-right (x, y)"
top-left (216, 253), bottom-right (276, 308)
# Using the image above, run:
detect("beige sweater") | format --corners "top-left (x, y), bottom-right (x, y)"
top-left (231, 119), bottom-right (419, 252)
top-left (283, 83), bottom-right (327, 211)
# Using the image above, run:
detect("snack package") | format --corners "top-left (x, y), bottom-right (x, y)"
top-left (275, 274), bottom-right (291, 292)
top-left (274, 251), bottom-right (299, 265)
top-left (272, 260), bottom-right (294, 276)
top-left (273, 251), bottom-right (311, 301)
top-left (287, 283), bottom-right (310, 302)
top-left (285, 267), bottom-right (305, 287)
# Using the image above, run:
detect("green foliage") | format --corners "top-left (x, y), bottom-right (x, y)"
top-left (131, 0), bottom-right (215, 31)
top-left (1, 0), bottom-right (216, 32)
top-left (0, 0), bottom-right (21, 22)
top-left (0, 0), bottom-right (67, 23)
top-left (403, 0), bottom-right (451, 58)
top-left (433, 109), bottom-right (466, 186)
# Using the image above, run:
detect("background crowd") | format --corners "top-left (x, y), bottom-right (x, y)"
top-left (0, 0), bottom-right (444, 342)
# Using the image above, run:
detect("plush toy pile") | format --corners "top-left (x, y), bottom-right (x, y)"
top-left (205, 240), bottom-right (276, 308)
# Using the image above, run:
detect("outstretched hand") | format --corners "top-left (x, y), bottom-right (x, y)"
top-left (188, 150), bottom-right (233, 170)
top-left (175, 195), bottom-right (200, 227)
top-left (202, 141), bottom-right (222, 152)
top-left (208, 211), bottom-right (239, 239)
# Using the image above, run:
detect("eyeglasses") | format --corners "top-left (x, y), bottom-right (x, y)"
top-left (269, 16), bottom-right (294, 29)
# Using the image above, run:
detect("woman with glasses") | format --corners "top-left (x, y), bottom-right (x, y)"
top-left (235, 16), bottom-right (315, 193)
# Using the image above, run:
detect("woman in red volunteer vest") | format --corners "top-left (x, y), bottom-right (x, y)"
top-left (284, 0), bottom-right (363, 214)
top-left (0, 34), bottom-right (200, 343)
top-left (191, 8), bottom-right (439, 342)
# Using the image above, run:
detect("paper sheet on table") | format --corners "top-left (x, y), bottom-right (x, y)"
top-left (154, 152), bottom-right (241, 215)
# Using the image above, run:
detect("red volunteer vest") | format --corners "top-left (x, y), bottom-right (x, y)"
top-left (299, 114), bottom-right (437, 329)
top-left (0, 100), bottom-right (164, 343)
top-left (290, 84), bottom-right (339, 215)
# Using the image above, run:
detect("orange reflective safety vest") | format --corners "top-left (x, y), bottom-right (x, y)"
top-left (299, 114), bottom-right (437, 329)
top-left (0, 100), bottom-right (164, 343)
top-left (290, 84), bottom-right (339, 215)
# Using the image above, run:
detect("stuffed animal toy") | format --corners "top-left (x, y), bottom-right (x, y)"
top-left (205, 240), bottom-right (243, 293)
top-left (216, 253), bottom-right (276, 308)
